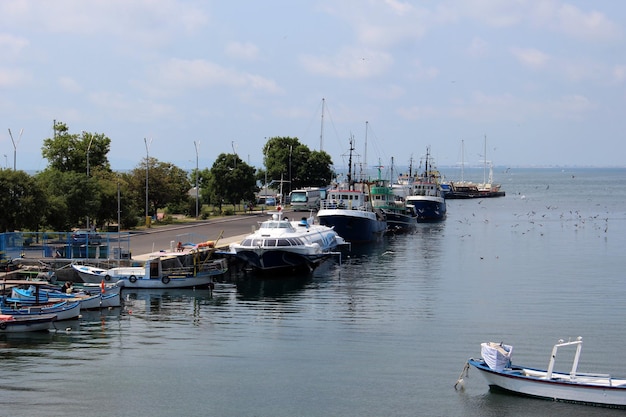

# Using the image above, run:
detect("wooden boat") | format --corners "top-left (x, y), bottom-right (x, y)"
top-left (0, 313), bottom-right (57, 332)
top-left (77, 255), bottom-right (227, 289)
top-left (2, 299), bottom-right (81, 321)
top-left (464, 337), bottom-right (626, 408)
top-left (225, 209), bottom-right (347, 273)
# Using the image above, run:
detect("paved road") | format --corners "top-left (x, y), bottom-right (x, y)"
top-left (127, 210), bottom-right (296, 257)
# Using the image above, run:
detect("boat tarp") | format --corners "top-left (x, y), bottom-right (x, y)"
top-left (481, 342), bottom-right (513, 371)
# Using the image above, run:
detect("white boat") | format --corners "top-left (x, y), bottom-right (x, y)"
top-left (71, 291), bottom-right (121, 309)
top-left (71, 263), bottom-right (108, 284)
top-left (77, 254), bottom-right (227, 289)
top-left (0, 313), bottom-right (57, 332)
top-left (464, 337), bottom-right (626, 408)
top-left (225, 210), bottom-right (347, 273)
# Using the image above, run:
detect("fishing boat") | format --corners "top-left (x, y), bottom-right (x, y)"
top-left (404, 147), bottom-right (447, 222)
top-left (225, 209), bottom-right (347, 273)
top-left (462, 337), bottom-right (626, 408)
top-left (1, 298), bottom-right (80, 321)
top-left (77, 254), bottom-right (227, 289)
top-left (447, 137), bottom-right (505, 199)
top-left (370, 162), bottom-right (417, 234)
top-left (71, 263), bottom-right (108, 283)
top-left (0, 313), bottom-right (57, 333)
top-left (316, 137), bottom-right (386, 242)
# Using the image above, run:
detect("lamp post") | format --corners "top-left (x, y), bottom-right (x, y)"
top-left (144, 137), bottom-right (152, 226)
top-left (86, 133), bottom-right (94, 229)
top-left (7, 128), bottom-right (23, 171)
top-left (194, 140), bottom-right (200, 219)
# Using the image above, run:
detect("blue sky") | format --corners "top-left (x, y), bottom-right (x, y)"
top-left (1, 0), bottom-right (625, 173)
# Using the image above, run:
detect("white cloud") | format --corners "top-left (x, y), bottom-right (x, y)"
top-left (225, 41), bottom-right (260, 61)
top-left (58, 77), bottom-right (82, 94)
top-left (0, 67), bottom-right (30, 87)
top-left (511, 47), bottom-right (550, 70)
top-left (553, 4), bottom-right (622, 41)
top-left (149, 58), bottom-right (281, 95)
top-left (466, 37), bottom-right (489, 58)
top-left (299, 47), bottom-right (393, 79)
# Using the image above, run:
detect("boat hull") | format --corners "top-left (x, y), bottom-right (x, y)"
top-left (2, 300), bottom-right (80, 321)
top-left (0, 314), bottom-right (57, 332)
top-left (116, 274), bottom-right (217, 289)
top-left (231, 249), bottom-right (331, 273)
top-left (381, 210), bottom-right (418, 234)
top-left (469, 359), bottom-right (626, 408)
top-left (446, 190), bottom-right (505, 199)
top-left (317, 209), bottom-right (386, 243)
top-left (406, 196), bottom-right (446, 222)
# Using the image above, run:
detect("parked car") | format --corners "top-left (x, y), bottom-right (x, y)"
top-left (71, 230), bottom-right (102, 245)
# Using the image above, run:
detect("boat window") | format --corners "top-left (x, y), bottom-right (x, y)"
top-left (277, 239), bottom-right (291, 246)
top-left (264, 239), bottom-right (277, 247)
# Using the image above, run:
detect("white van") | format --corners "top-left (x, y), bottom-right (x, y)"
top-left (289, 188), bottom-right (322, 211)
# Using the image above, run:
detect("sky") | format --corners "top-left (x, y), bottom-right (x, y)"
top-left (1, 0), bottom-right (625, 174)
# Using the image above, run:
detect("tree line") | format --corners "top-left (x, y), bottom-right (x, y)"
top-left (0, 122), bottom-right (335, 233)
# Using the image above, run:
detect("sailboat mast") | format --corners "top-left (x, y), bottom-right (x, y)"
top-left (319, 98), bottom-right (325, 151)
top-left (483, 135), bottom-right (487, 185)
top-left (363, 121), bottom-right (368, 179)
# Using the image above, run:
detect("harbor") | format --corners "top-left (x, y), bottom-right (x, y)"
top-left (1, 168), bottom-right (625, 416)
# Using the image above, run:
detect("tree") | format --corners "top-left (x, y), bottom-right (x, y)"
top-left (262, 137), bottom-right (334, 191)
top-left (0, 169), bottom-right (47, 232)
top-left (127, 157), bottom-right (191, 219)
top-left (35, 169), bottom-right (100, 231)
top-left (41, 121), bottom-right (111, 173)
top-left (208, 153), bottom-right (257, 212)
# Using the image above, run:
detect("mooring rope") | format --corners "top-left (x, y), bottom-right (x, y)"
top-left (454, 361), bottom-right (470, 389)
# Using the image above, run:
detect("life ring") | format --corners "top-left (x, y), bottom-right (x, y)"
top-left (104, 275), bottom-right (111, 282)
top-left (161, 276), bottom-right (170, 285)
top-left (0, 322), bottom-right (6, 330)
top-left (129, 275), bottom-right (137, 283)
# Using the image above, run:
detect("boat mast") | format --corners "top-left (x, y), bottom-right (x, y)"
top-left (347, 135), bottom-right (354, 186)
top-left (319, 98), bottom-right (325, 151)
top-left (461, 139), bottom-right (465, 183)
top-left (483, 135), bottom-right (487, 185)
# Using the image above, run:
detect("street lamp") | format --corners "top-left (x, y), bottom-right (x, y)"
top-left (144, 137), bottom-right (153, 226)
top-left (86, 133), bottom-right (94, 229)
top-left (194, 140), bottom-right (200, 219)
top-left (7, 128), bottom-right (23, 171)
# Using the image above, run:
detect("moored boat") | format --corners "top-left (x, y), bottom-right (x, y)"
top-left (317, 186), bottom-right (387, 242)
top-left (461, 337), bottom-right (626, 408)
top-left (404, 147), bottom-right (447, 222)
top-left (0, 313), bottom-right (57, 333)
top-left (77, 255), bottom-right (227, 289)
top-left (2, 299), bottom-right (80, 321)
top-left (225, 209), bottom-right (347, 274)
top-left (370, 177), bottom-right (417, 234)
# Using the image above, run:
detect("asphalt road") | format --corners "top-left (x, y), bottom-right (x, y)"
top-left (127, 210), bottom-right (293, 257)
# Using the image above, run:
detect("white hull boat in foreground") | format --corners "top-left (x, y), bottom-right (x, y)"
top-left (461, 337), bottom-right (626, 408)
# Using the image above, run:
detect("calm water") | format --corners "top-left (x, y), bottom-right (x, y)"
top-left (2, 168), bottom-right (626, 417)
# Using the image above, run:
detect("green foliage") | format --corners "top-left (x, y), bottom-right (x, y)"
top-left (127, 157), bottom-right (192, 218)
top-left (42, 121), bottom-right (111, 173)
top-left (0, 169), bottom-right (47, 232)
top-left (262, 137), bottom-right (334, 191)
top-left (208, 153), bottom-right (258, 210)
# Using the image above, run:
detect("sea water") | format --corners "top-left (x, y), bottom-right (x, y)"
top-left (1, 168), bottom-right (625, 417)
